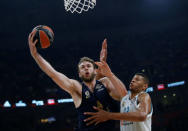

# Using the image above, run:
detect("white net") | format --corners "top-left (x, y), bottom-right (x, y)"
top-left (64, 0), bottom-right (96, 13)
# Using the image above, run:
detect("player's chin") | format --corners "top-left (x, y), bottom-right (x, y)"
top-left (129, 86), bottom-right (135, 91)
top-left (81, 76), bottom-right (92, 82)
top-left (84, 75), bottom-right (91, 79)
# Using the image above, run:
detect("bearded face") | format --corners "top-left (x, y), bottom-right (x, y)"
top-left (80, 72), bottom-right (96, 82)
top-left (78, 61), bottom-right (96, 83)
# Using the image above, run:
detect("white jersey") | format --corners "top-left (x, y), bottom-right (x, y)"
top-left (120, 91), bottom-right (153, 131)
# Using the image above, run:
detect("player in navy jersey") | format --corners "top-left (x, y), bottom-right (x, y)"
top-left (28, 31), bottom-right (127, 131)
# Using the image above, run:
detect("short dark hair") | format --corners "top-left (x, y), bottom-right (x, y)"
top-left (135, 73), bottom-right (150, 85)
top-left (77, 57), bottom-right (97, 72)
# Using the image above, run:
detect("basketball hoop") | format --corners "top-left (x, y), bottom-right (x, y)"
top-left (64, 0), bottom-right (96, 14)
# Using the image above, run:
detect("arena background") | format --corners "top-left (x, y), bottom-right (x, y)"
top-left (0, 0), bottom-right (188, 130)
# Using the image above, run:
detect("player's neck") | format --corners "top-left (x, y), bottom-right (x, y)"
top-left (84, 79), bottom-right (96, 92)
top-left (130, 91), bottom-right (140, 99)
top-left (130, 90), bottom-right (145, 99)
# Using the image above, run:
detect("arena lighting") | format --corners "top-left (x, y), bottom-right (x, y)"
top-left (146, 87), bottom-right (154, 93)
top-left (57, 98), bottom-right (73, 103)
top-left (47, 99), bottom-right (56, 105)
top-left (15, 100), bottom-right (27, 107)
top-left (41, 117), bottom-right (56, 124)
top-left (167, 81), bottom-right (185, 88)
top-left (32, 100), bottom-right (44, 106)
top-left (3, 101), bottom-right (11, 108)
top-left (157, 84), bottom-right (165, 90)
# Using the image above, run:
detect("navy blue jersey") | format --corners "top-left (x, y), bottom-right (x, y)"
top-left (76, 80), bottom-right (119, 131)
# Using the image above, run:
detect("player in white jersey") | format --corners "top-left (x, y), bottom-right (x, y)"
top-left (120, 84), bottom-right (153, 131)
top-left (84, 63), bottom-right (152, 131)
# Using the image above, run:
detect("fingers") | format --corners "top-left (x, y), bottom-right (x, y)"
top-left (101, 60), bottom-right (107, 65)
top-left (84, 112), bottom-right (96, 115)
top-left (86, 117), bottom-right (98, 126)
top-left (30, 30), bottom-right (37, 42)
top-left (95, 62), bottom-right (103, 67)
top-left (95, 121), bottom-right (100, 125)
top-left (100, 50), bottom-right (107, 62)
top-left (96, 68), bottom-right (101, 74)
top-left (84, 115), bottom-right (102, 126)
top-left (86, 120), bottom-right (95, 126)
top-left (83, 113), bottom-right (97, 126)
top-left (104, 49), bottom-right (107, 61)
top-left (28, 29), bottom-right (37, 44)
top-left (84, 115), bottom-right (99, 126)
top-left (28, 32), bottom-right (32, 42)
top-left (84, 115), bottom-right (96, 122)
top-left (93, 106), bottom-right (100, 111)
top-left (29, 30), bottom-right (35, 39)
top-left (100, 53), bottom-right (104, 62)
top-left (102, 39), bottom-right (107, 50)
top-left (100, 39), bottom-right (107, 62)
top-left (98, 61), bottom-right (108, 69)
top-left (84, 110), bottom-right (104, 126)
top-left (33, 39), bottom-right (38, 46)
top-left (28, 33), bottom-right (31, 40)
top-left (95, 61), bottom-right (108, 71)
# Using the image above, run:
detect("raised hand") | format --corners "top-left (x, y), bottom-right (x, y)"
top-left (95, 61), bottom-right (113, 78)
top-left (84, 106), bottom-right (110, 126)
top-left (100, 39), bottom-right (107, 62)
top-left (96, 39), bottom-right (108, 80)
top-left (28, 30), bottom-right (38, 57)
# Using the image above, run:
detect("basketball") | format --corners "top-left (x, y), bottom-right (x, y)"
top-left (32, 25), bottom-right (54, 49)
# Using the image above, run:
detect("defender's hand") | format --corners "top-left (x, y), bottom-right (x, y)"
top-left (28, 30), bottom-right (38, 57)
top-left (84, 106), bottom-right (110, 126)
top-left (95, 61), bottom-right (113, 78)
top-left (100, 39), bottom-right (107, 62)
top-left (96, 39), bottom-right (108, 80)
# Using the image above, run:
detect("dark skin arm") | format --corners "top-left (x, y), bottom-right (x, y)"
top-left (84, 93), bottom-right (151, 126)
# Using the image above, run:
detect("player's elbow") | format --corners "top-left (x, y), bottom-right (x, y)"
top-left (121, 89), bottom-right (128, 97)
top-left (120, 91), bottom-right (126, 99)
top-left (138, 112), bottom-right (147, 121)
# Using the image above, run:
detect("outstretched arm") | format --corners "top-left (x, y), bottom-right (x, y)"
top-left (28, 30), bottom-right (78, 94)
top-left (96, 61), bottom-right (127, 100)
top-left (84, 93), bottom-right (152, 125)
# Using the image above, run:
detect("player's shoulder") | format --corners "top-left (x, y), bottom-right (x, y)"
top-left (121, 93), bottom-right (129, 101)
top-left (122, 90), bottom-right (130, 98)
top-left (70, 79), bottom-right (82, 92)
top-left (138, 92), bottom-right (151, 102)
top-left (70, 79), bottom-right (82, 87)
top-left (139, 92), bottom-right (150, 96)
